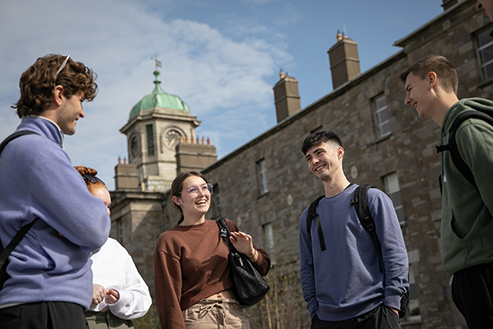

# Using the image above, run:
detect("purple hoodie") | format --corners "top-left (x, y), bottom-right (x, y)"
top-left (0, 116), bottom-right (110, 309)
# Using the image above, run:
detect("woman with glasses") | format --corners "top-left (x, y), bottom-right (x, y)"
top-left (153, 171), bottom-right (271, 329)
top-left (75, 166), bottom-right (152, 329)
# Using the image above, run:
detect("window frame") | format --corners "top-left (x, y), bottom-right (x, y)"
top-left (257, 159), bottom-right (269, 195)
top-left (382, 173), bottom-right (405, 225)
top-left (476, 26), bottom-right (493, 81)
top-left (372, 94), bottom-right (391, 139)
top-left (406, 250), bottom-right (422, 323)
top-left (263, 222), bottom-right (275, 264)
top-left (146, 124), bottom-right (155, 156)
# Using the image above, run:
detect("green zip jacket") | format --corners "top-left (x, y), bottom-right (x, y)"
top-left (440, 98), bottom-right (493, 275)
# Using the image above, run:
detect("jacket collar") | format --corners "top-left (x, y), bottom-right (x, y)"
top-left (17, 116), bottom-right (65, 149)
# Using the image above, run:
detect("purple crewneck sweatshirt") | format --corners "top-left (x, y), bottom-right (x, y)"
top-left (299, 184), bottom-right (409, 321)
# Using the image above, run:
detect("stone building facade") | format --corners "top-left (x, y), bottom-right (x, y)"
top-left (110, 0), bottom-right (493, 328)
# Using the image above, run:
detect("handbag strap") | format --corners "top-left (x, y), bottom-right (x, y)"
top-left (216, 217), bottom-right (232, 252)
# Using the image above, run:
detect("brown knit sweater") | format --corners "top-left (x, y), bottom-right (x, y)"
top-left (153, 218), bottom-right (270, 329)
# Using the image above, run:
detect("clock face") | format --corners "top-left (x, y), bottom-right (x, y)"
top-left (130, 135), bottom-right (140, 158)
top-left (164, 129), bottom-right (182, 149)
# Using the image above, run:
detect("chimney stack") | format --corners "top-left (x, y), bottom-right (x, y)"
top-left (114, 160), bottom-right (139, 191)
top-left (328, 32), bottom-right (361, 90)
top-left (273, 70), bottom-right (301, 123)
top-left (175, 138), bottom-right (218, 174)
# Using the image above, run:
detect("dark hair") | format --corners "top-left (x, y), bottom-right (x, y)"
top-left (12, 54), bottom-right (98, 118)
top-left (301, 131), bottom-right (343, 155)
top-left (398, 55), bottom-right (458, 94)
top-left (171, 171), bottom-right (208, 225)
top-left (74, 166), bottom-right (106, 194)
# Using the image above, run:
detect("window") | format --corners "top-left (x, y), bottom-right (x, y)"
top-left (373, 94), bottom-right (391, 138)
top-left (257, 159), bottom-right (268, 194)
top-left (476, 26), bottom-right (493, 80)
top-left (117, 219), bottom-right (124, 244)
top-left (383, 173), bottom-right (405, 224)
top-left (406, 250), bottom-right (421, 322)
top-left (263, 223), bottom-right (275, 264)
top-left (146, 124), bottom-right (155, 156)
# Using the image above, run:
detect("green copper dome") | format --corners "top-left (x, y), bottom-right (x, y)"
top-left (129, 70), bottom-right (190, 119)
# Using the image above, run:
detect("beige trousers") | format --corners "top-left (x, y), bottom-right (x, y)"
top-left (182, 298), bottom-right (251, 329)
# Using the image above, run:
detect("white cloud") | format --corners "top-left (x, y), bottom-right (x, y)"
top-left (0, 0), bottom-right (293, 189)
top-left (241, 0), bottom-right (280, 6)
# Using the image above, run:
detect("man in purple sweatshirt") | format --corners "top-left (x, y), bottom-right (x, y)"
top-left (0, 54), bottom-right (110, 329)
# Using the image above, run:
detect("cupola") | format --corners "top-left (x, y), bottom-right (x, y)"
top-left (129, 70), bottom-right (189, 119)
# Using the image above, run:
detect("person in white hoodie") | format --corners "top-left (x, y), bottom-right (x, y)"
top-left (75, 166), bottom-right (152, 329)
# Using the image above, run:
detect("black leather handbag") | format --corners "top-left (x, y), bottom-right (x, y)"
top-left (216, 217), bottom-right (270, 307)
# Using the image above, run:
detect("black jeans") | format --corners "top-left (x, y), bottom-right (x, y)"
top-left (310, 304), bottom-right (400, 329)
top-left (0, 301), bottom-right (86, 329)
top-left (452, 262), bottom-right (493, 329)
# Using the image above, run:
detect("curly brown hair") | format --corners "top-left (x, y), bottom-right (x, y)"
top-left (12, 54), bottom-right (98, 118)
top-left (74, 166), bottom-right (106, 194)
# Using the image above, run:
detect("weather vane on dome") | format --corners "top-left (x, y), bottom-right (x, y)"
top-left (151, 52), bottom-right (162, 72)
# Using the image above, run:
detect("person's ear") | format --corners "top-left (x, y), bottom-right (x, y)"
top-left (53, 85), bottom-right (64, 106)
top-left (337, 146), bottom-right (345, 160)
top-left (172, 195), bottom-right (181, 207)
top-left (428, 71), bottom-right (438, 90)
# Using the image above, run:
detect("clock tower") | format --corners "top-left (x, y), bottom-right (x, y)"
top-left (120, 69), bottom-right (200, 192)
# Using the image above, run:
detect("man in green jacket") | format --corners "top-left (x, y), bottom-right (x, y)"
top-left (400, 55), bottom-right (493, 329)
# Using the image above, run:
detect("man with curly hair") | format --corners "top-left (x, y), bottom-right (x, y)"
top-left (0, 54), bottom-right (111, 329)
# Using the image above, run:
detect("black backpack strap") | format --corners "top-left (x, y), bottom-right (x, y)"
top-left (0, 130), bottom-right (39, 155)
top-left (351, 185), bottom-right (383, 273)
top-left (351, 185), bottom-right (409, 317)
top-left (0, 130), bottom-right (40, 269)
top-left (306, 195), bottom-right (325, 251)
top-left (0, 218), bottom-right (38, 267)
top-left (436, 111), bottom-right (493, 188)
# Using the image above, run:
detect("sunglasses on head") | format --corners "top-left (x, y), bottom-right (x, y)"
top-left (83, 174), bottom-right (106, 186)
top-left (53, 55), bottom-right (70, 89)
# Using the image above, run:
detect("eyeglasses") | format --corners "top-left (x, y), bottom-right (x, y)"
top-left (186, 183), bottom-right (213, 197)
top-left (83, 174), bottom-right (106, 186)
top-left (54, 55), bottom-right (70, 88)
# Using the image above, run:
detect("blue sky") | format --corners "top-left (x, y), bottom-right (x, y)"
top-left (0, 0), bottom-right (447, 189)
